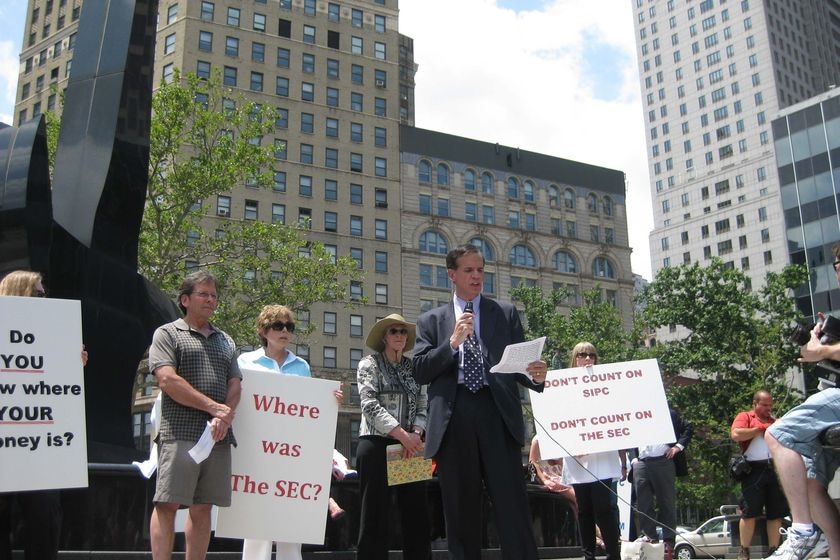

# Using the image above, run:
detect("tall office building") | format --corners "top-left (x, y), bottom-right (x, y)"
top-left (772, 87), bottom-right (840, 321)
top-left (632, 0), bottom-right (840, 288)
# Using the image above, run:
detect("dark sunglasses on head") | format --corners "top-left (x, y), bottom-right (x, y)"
top-left (269, 321), bottom-right (295, 333)
top-left (576, 352), bottom-right (597, 360)
top-left (833, 260), bottom-right (840, 272)
top-left (387, 327), bottom-right (408, 335)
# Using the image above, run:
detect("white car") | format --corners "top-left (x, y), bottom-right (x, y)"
top-left (672, 515), bottom-right (731, 559)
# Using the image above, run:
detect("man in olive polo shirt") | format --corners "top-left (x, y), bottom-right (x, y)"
top-left (148, 271), bottom-right (242, 560)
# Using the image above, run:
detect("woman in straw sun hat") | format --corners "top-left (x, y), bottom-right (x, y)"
top-left (355, 314), bottom-right (431, 560)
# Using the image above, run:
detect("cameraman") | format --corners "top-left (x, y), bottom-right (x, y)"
top-left (763, 247), bottom-right (840, 560)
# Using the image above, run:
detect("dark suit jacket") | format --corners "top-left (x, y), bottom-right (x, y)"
top-left (670, 408), bottom-right (693, 477)
top-left (412, 297), bottom-right (544, 458)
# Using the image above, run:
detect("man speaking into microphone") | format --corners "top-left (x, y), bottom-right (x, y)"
top-left (413, 243), bottom-right (548, 560)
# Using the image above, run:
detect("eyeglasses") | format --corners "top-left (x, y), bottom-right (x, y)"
top-left (576, 352), bottom-right (597, 360)
top-left (833, 260), bottom-right (840, 272)
top-left (269, 321), bottom-right (295, 333)
top-left (387, 327), bottom-right (408, 335)
top-left (191, 291), bottom-right (218, 300)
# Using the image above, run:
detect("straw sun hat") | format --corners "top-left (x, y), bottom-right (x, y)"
top-left (365, 313), bottom-right (416, 353)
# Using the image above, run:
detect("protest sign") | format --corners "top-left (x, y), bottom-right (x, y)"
top-left (215, 369), bottom-right (339, 543)
top-left (0, 296), bottom-right (88, 492)
top-left (531, 358), bottom-right (675, 458)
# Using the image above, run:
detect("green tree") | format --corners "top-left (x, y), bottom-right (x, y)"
top-left (511, 284), bottom-right (643, 367)
top-left (206, 219), bottom-right (362, 346)
top-left (140, 69), bottom-right (278, 293)
top-left (638, 258), bottom-right (808, 515)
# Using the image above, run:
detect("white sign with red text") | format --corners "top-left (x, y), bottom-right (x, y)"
top-left (215, 369), bottom-right (339, 543)
top-left (531, 359), bottom-right (675, 458)
top-left (0, 296), bottom-right (88, 492)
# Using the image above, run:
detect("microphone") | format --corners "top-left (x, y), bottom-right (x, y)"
top-left (464, 301), bottom-right (477, 342)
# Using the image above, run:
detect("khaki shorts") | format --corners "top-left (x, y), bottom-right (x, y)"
top-left (154, 440), bottom-right (232, 506)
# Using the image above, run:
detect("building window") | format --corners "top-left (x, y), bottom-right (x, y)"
top-left (374, 97), bottom-right (386, 116)
top-left (301, 82), bottom-right (315, 102)
top-left (350, 153), bottom-right (363, 173)
top-left (253, 13), bottom-right (266, 31)
top-left (350, 216), bottom-right (363, 236)
top-left (375, 251), bottom-right (388, 273)
top-left (266, 201), bottom-right (284, 224)
top-left (510, 245), bottom-right (537, 268)
top-left (227, 7), bottom-right (240, 26)
top-left (223, 66), bottom-right (236, 86)
top-left (303, 25), bottom-right (316, 44)
top-left (375, 284), bottom-right (388, 305)
top-left (167, 4), bottom-right (178, 24)
top-left (375, 219), bottom-right (387, 240)
top-left (250, 71), bottom-right (263, 92)
top-left (244, 200), bottom-right (258, 220)
top-left (165, 33), bottom-right (177, 54)
top-left (217, 195), bottom-right (231, 217)
top-left (350, 184), bottom-right (363, 204)
top-left (375, 158), bottom-right (387, 177)
top-left (325, 148), bottom-right (338, 169)
top-left (324, 211), bottom-right (337, 232)
top-left (200, 1), bottom-right (214, 21)
top-left (592, 257), bottom-right (615, 278)
top-left (323, 347), bottom-right (337, 368)
top-left (554, 251), bottom-right (577, 274)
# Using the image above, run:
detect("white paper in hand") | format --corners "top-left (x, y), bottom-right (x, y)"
top-left (188, 422), bottom-right (216, 464)
top-left (489, 336), bottom-right (546, 375)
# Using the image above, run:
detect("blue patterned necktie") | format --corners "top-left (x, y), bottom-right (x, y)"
top-left (463, 301), bottom-right (484, 392)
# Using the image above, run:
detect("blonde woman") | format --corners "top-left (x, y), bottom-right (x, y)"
top-left (0, 270), bottom-right (86, 560)
top-left (562, 342), bottom-right (624, 560)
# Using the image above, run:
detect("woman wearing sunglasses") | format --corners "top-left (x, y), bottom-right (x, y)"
top-left (356, 314), bottom-right (431, 560)
top-left (237, 304), bottom-right (343, 560)
top-left (562, 342), bottom-right (625, 560)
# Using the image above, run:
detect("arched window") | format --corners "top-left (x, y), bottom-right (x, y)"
top-left (464, 169), bottom-right (476, 191)
top-left (592, 257), bottom-right (615, 278)
top-left (469, 237), bottom-right (495, 262)
top-left (548, 185), bottom-right (560, 207)
top-left (418, 160), bottom-right (431, 183)
top-left (481, 172), bottom-right (494, 194)
top-left (553, 251), bottom-right (577, 274)
top-left (564, 188), bottom-right (576, 209)
top-left (419, 230), bottom-right (448, 254)
top-left (523, 180), bottom-right (535, 202)
top-left (436, 163), bottom-right (450, 186)
top-left (603, 196), bottom-right (614, 216)
top-left (509, 244), bottom-right (537, 268)
top-left (507, 177), bottom-right (519, 199)
top-left (587, 193), bottom-right (599, 213)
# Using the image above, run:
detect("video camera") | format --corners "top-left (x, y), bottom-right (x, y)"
top-left (789, 315), bottom-right (840, 389)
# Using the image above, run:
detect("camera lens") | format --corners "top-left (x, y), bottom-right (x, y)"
top-left (821, 316), bottom-right (840, 344)
top-left (789, 323), bottom-right (812, 346)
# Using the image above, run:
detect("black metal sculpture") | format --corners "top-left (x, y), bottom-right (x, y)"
top-left (0, 0), bottom-right (176, 461)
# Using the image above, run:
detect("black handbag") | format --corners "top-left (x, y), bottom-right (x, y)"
top-left (729, 454), bottom-right (752, 482)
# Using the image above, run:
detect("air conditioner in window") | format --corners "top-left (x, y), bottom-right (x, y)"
top-left (375, 201), bottom-right (388, 208)
top-left (218, 208), bottom-right (230, 217)
top-left (375, 79), bottom-right (386, 88)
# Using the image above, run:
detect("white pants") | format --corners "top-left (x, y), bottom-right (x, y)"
top-left (241, 539), bottom-right (302, 560)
